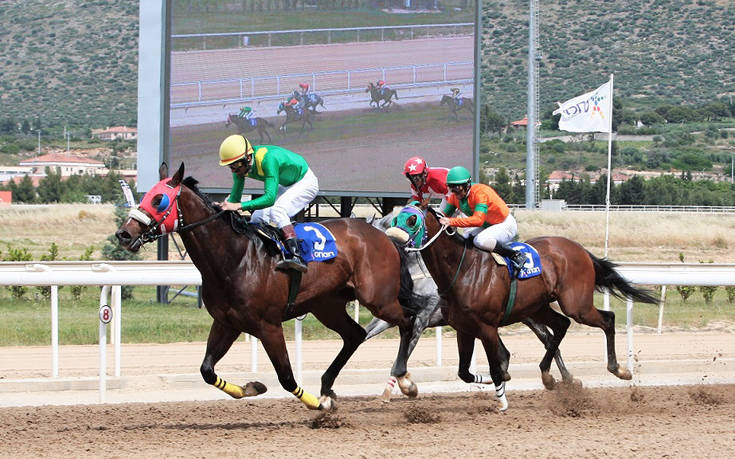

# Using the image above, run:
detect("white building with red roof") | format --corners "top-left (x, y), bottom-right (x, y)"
top-left (93, 126), bottom-right (137, 141)
top-left (19, 153), bottom-right (106, 176)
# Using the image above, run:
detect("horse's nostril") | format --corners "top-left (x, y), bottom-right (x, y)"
top-left (115, 229), bottom-right (130, 244)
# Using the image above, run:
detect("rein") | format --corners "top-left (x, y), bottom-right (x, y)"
top-left (403, 208), bottom-right (466, 295)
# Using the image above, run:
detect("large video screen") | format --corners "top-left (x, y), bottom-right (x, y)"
top-left (167, 2), bottom-right (476, 196)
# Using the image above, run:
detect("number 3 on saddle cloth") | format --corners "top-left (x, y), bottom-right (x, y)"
top-left (264, 223), bottom-right (338, 263)
top-left (505, 242), bottom-right (542, 279)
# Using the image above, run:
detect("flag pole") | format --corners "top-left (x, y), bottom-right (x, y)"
top-left (603, 74), bottom-right (614, 258)
top-left (603, 74), bottom-right (614, 313)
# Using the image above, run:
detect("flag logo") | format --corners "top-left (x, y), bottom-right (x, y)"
top-left (553, 79), bottom-right (612, 133)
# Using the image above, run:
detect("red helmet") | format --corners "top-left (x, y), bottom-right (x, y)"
top-left (288, 98), bottom-right (299, 105)
top-left (377, 80), bottom-right (385, 86)
top-left (299, 82), bottom-right (309, 90)
top-left (404, 156), bottom-right (428, 176)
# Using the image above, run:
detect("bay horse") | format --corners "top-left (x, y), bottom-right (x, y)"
top-left (440, 95), bottom-right (474, 121)
top-left (364, 211), bottom-right (573, 401)
top-left (289, 90), bottom-right (326, 113)
top-left (225, 113), bottom-right (274, 144)
top-left (115, 163), bottom-right (426, 411)
top-left (386, 203), bottom-right (657, 410)
top-left (366, 82), bottom-right (398, 109)
top-left (277, 102), bottom-right (313, 135)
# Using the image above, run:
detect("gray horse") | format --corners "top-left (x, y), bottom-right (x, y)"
top-left (364, 209), bottom-right (573, 401)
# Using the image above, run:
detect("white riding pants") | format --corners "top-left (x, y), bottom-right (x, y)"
top-left (462, 213), bottom-right (518, 251)
top-left (250, 168), bottom-right (319, 228)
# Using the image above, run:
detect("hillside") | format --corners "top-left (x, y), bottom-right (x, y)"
top-left (482, 0), bottom-right (735, 118)
top-left (0, 1), bottom-right (138, 129)
top-left (0, 0), bottom-right (732, 128)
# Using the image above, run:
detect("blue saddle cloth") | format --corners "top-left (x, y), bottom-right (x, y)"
top-left (504, 242), bottom-right (542, 279)
top-left (293, 223), bottom-right (338, 262)
top-left (249, 118), bottom-right (257, 127)
top-left (456, 98), bottom-right (463, 106)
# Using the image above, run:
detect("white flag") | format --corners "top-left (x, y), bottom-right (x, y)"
top-left (119, 179), bottom-right (136, 208)
top-left (553, 80), bottom-right (612, 133)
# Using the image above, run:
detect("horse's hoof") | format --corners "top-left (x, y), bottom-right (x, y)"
top-left (318, 395), bottom-right (337, 411)
top-left (541, 371), bottom-right (556, 390)
top-left (503, 371), bottom-right (512, 382)
top-left (398, 374), bottom-right (418, 398)
top-left (615, 367), bottom-right (632, 380)
top-left (244, 381), bottom-right (267, 397)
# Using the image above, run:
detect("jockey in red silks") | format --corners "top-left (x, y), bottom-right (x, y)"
top-left (403, 156), bottom-right (450, 209)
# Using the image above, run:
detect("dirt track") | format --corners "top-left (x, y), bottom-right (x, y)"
top-left (1, 328), bottom-right (733, 457)
top-left (1, 384), bottom-right (733, 458)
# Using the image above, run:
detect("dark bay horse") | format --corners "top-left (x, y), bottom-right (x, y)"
top-left (115, 163), bottom-right (425, 411)
top-left (289, 90), bottom-right (326, 113)
top-left (365, 211), bottom-right (572, 401)
top-left (386, 204), bottom-right (657, 410)
top-left (225, 113), bottom-right (274, 144)
top-left (277, 102), bottom-right (313, 135)
top-left (366, 82), bottom-right (398, 109)
top-left (440, 95), bottom-right (474, 121)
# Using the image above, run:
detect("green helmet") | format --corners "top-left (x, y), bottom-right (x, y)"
top-left (446, 166), bottom-right (472, 185)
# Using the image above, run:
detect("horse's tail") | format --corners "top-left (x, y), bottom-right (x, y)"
top-left (587, 251), bottom-right (658, 304)
top-left (391, 239), bottom-right (431, 316)
top-left (393, 89), bottom-right (398, 100)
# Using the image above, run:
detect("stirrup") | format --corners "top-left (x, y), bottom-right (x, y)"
top-left (276, 257), bottom-right (307, 273)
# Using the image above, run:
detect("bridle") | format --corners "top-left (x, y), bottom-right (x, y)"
top-left (128, 184), bottom-right (225, 246)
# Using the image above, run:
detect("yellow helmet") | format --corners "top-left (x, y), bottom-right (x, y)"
top-left (218, 135), bottom-right (253, 166)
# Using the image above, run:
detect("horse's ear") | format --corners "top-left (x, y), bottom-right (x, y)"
top-left (159, 162), bottom-right (168, 180)
top-left (170, 162), bottom-right (185, 186)
top-left (419, 198), bottom-right (430, 210)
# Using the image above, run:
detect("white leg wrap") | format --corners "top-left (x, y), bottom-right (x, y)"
top-left (474, 374), bottom-right (492, 384)
top-left (495, 381), bottom-right (508, 411)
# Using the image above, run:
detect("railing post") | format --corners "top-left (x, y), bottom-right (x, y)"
top-left (250, 336), bottom-right (258, 372)
top-left (51, 285), bottom-right (58, 377)
top-left (657, 285), bottom-right (667, 334)
top-left (627, 296), bottom-right (634, 376)
top-left (99, 286), bottom-right (110, 403)
top-left (435, 326), bottom-right (442, 366)
top-left (113, 285), bottom-right (121, 377)
top-left (295, 318), bottom-right (303, 383)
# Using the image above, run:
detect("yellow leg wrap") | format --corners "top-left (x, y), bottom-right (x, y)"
top-left (291, 386), bottom-right (321, 410)
top-left (213, 376), bottom-right (245, 399)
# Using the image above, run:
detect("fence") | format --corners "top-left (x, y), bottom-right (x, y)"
top-left (2, 260), bottom-right (735, 401)
top-left (170, 61), bottom-right (473, 108)
top-left (171, 23), bottom-right (474, 51)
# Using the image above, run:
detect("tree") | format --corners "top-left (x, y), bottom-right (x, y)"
top-left (37, 167), bottom-right (64, 203)
top-left (0, 118), bottom-right (16, 134)
top-left (13, 175), bottom-right (36, 203)
top-left (481, 105), bottom-right (506, 137)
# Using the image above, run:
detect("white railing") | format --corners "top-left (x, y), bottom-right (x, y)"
top-left (171, 23), bottom-right (474, 50)
top-left (2, 260), bottom-right (735, 401)
top-left (170, 61), bottom-right (473, 108)
top-left (509, 203), bottom-right (735, 213)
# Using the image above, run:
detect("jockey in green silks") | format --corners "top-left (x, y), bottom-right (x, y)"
top-left (239, 106), bottom-right (254, 120)
top-left (216, 134), bottom-right (319, 273)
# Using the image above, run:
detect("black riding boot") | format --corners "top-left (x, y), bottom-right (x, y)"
top-left (494, 242), bottom-right (527, 272)
top-left (276, 225), bottom-right (308, 273)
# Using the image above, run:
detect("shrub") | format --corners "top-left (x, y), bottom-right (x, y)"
top-left (3, 245), bottom-right (33, 299)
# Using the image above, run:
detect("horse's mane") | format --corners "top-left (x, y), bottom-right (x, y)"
top-left (425, 205), bottom-right (469, 246)
top-left (182, 176), bottom-right (260, 242)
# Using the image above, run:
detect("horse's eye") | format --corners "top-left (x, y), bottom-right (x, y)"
top-left (407, 215), bottom-right (417, 227)
top-left (151, 194), bottom-right (170, 213)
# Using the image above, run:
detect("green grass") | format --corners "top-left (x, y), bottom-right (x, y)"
top-left (1, 283), bottom-right (732, 347)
